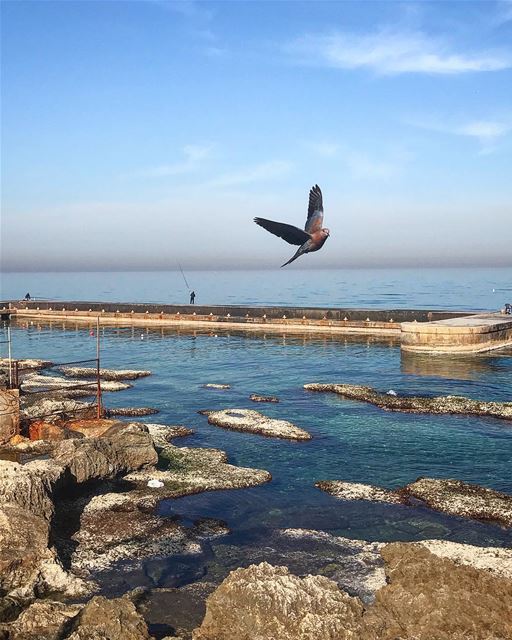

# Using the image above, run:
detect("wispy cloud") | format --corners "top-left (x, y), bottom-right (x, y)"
top-left (136, 144), bottom-right (212, 178)
top-left (410, 117), bottom-right (512, 153)
top-left (206, 160), bottom-right (292, 188)
top-left (286, 28), bottom-right (511, 75)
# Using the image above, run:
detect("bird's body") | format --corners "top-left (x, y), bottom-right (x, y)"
top-left (254, 184), bottom-right (330, 267)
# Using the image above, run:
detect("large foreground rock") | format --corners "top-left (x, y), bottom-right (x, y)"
top-left (0, 595), bottom-right (151, 640)
top-left (304, 382), bottom-right (512, 421)
top-left (193, 562), bottom-right (363, 640)
top-left (362, 543), bottom-right (512, 640)
top-left (193, 544), bottom-right (512, 640)
top-left (316, 477), bottom-right (512, 528)
top-left (200, 408), bottom-right (311, 440)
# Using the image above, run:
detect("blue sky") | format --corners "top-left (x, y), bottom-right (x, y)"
top-left (1, 0), bottom-right (511, 271)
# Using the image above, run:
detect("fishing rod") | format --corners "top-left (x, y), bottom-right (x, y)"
top-left (177, 262), bottom-right (191, 291)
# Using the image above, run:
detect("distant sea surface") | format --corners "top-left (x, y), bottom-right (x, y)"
top-left (2, 267), bottom-right (512, 310)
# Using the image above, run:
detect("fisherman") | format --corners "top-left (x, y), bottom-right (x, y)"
top-left (503, 303), bottom-right (512, 315)
top-left (24, 292), bottom-right (31, 301)
top-left (190, 291), bottom-right (196, 305)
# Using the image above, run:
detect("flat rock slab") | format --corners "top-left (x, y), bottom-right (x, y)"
top-left (59, 367), bottom-right (151, 380)
top-left (316, 477), bottom-right (512, 528)
top-left (304, 382), bottom-right (512, 421)
top-left (22, 374), bottom-right (132, 392)
top-left (106, 407), bottom-right (159, 416)
top-left (201, 409), bottom-right (311, 440)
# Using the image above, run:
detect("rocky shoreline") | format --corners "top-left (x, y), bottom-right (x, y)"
top-left (2, 361), bottom-right (512, 639)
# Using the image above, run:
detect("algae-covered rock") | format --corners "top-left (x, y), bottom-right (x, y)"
top-left (304, 382), bottom-right (512, 421)
top-left (201, 408), bottom-right (311, 440)
top-left (106, 407), bottom-right (159, 417)
top-left (124, 444), bottom-right (271, 500)
top-left (202, 384), bottom-right (230, 390)
top-left (193, 562), bottom-right (364, 640)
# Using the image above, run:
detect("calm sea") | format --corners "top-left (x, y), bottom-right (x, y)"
top-left (2, 267), bottom-right (512, 596)
top-left (2, 267), bottom-right (512, 310)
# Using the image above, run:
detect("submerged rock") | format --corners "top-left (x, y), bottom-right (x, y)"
top-left (315, 481), bottom-right (405, 505)
top-left (249, 394), bottom-right (279, 403)
top-left (316, 477), bottom-right (512, 528)
top-left (59, 367), bottom-right (151, 380)
top-left (200, 409), bottom-right (311, 441)
top-left (106, 407), bottom-right (159, 417)
top-left (304, 382), bottom-right (512, 421)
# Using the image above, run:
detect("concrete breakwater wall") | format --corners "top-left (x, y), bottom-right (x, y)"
top-left (2, 300), bottom-right (473, 337)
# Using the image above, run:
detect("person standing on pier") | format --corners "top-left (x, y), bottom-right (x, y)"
top-left (190, 291), bottom-right (196, 305)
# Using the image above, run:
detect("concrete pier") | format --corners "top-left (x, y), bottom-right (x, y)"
top-left (2, 300), bottom-right (511, 353)
top-left (401, 313), bottom-right (512, 354)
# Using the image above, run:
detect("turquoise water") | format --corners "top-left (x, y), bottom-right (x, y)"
top-left (4, 319), bottom-right (512, 543)
top-left (2, 267), bottom-right (512, 310)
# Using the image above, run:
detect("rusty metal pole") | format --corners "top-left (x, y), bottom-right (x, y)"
top-left (96, 316), bottom-right (102, 418)
top-left (7, 326), bottom-right (12, 388)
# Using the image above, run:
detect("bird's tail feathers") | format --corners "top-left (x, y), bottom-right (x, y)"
top-left (281, 247), bottom-right (305, 268)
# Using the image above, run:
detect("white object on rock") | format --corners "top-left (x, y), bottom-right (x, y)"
top-left (386, 389), bottom-right (397, 396)
top-left (147, 479), bottom-right (164, 488)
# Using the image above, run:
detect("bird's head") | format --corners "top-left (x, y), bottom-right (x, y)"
top-left (322, 228), bottom-right (330, 237)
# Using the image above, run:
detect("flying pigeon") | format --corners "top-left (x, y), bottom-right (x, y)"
top-left (254, 184), bottom-right (330, 267)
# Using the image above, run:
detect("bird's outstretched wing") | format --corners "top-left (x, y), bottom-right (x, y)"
top-left (305, 184), bottom-right (324, 234)
top-left (254, 218), bottom-right (311, 246)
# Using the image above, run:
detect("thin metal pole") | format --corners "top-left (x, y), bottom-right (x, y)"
top-left (96, 316), bottom-right (102, 419)
top-left (7, 326), bottom-right (12, 388)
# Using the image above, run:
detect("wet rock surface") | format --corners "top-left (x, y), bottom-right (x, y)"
top-left (59, 367), bottom-right (151, 380)
top-left (317, 477), bottom-right (512, 528)
top-left (304, 382), bottom-right (512, 421)
top-left (200, 408), bottom-right (312, 440)
top-left (142, 424), bottom-right (194, 448)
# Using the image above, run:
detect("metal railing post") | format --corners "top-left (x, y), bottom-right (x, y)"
top-left (96, 316), bottom-right (102, 418)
